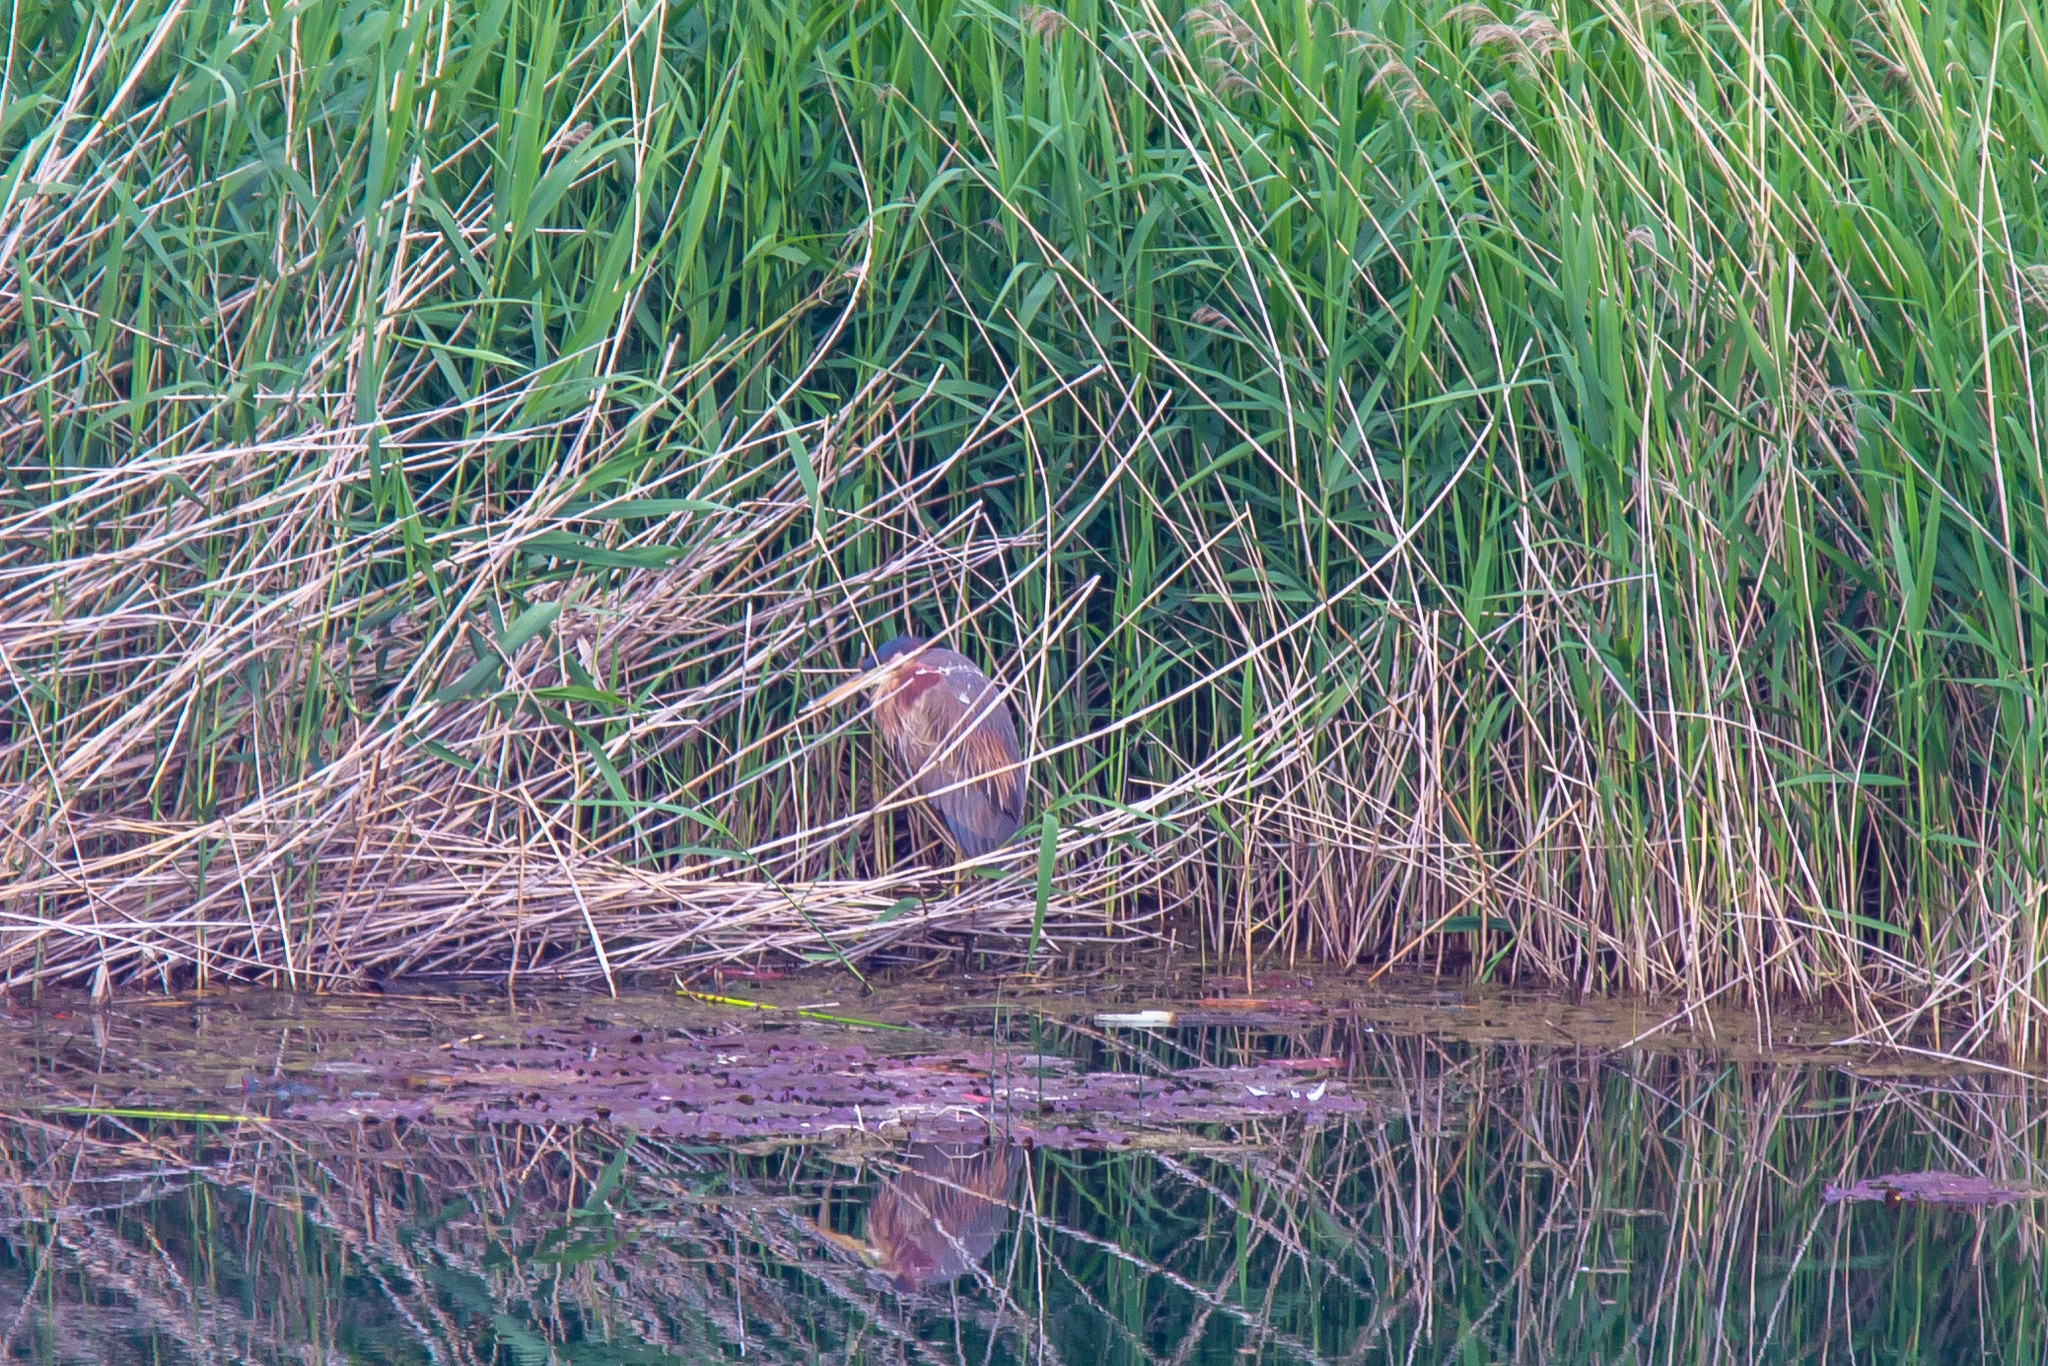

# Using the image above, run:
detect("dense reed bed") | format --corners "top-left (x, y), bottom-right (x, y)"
top-left (3, 0), bottom-right (2046, 1047)
top-left (3, 1032), bottom-right (2045, 1361)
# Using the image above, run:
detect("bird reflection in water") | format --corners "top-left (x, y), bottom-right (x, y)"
top-left (816, 1142), bottom-right (1024, 1291)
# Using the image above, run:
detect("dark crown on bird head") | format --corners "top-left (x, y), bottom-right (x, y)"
top-left (859, 635), bottom-right (928, 671)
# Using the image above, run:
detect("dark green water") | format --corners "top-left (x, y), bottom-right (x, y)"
top-left (0, 981), bottom-right (2042, 1363)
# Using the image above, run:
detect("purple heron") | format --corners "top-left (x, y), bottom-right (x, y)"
top-left (821, 636), bottom-right (1025, 858)
top-left (817, 1142), bottom-right (1023, 1291)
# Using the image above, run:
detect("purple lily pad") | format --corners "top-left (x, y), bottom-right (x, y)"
top-left (1822, 1172), bottom-right (2047, 1207)
top-left (283, 1026), bottom-right (1372, 1148)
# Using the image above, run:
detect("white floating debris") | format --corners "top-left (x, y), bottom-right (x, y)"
top-left (1094, 1010), bottom-right (1178, 1028)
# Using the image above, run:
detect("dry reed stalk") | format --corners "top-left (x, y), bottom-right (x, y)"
top-left (0, 345), bottom-right (1543, 991)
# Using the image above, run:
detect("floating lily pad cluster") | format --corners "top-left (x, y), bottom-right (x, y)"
top-left (1821, 1172), bottom-right (2048, 1207)
top-left (285, 1025), bottom-right (1372, 1148)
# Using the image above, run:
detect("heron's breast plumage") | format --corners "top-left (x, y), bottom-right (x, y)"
top-left (872, 666), bottom-right (943, 743)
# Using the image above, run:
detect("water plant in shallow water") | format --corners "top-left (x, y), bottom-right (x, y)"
top-left (278, 1024), bottom-right (1372, 1144)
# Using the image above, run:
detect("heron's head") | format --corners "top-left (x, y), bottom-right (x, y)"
top-left (820, 636), bottom-right (929, 708)
top-left (858, 635), bottom-right (928, 673)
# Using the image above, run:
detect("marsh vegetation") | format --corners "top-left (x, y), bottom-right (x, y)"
top-left (4, 0), bottom-right (2047, 1053)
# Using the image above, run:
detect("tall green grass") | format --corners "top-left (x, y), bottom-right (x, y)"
top-left (3, 0), bottom-right (2046, 1048)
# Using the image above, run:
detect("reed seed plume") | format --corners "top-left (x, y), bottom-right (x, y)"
top-left (1186, 1), bottom-right (1263, 97)
top-left (1019, 5), bottom-right (1071, 40)
top-left (1441, 3), bottom-right (1500, 25)
top-left (1, 0), bottom-right (2045, 1058)
top-left (1469, 8), bottom-right (1565, 71)
top-left (1369, 59), bottom-right (1435, 115)
top-left (1185, 0), bottom-right (1262, 65)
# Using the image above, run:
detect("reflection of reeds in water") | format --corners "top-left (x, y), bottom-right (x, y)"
top-left (2, 1033), bottom-right (2046, 1362)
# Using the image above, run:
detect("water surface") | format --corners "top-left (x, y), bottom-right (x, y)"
top-left (0, 975), bottom-right (2042, 1362)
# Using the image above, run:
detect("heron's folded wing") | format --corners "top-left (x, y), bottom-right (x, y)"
top-left (889, 687), bottom-right (1025, 854)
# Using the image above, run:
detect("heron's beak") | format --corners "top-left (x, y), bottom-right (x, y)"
top-left (813, 1221), bottom-right (881, 1263)
top-left (818, 670), bottom-right (876, 709)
